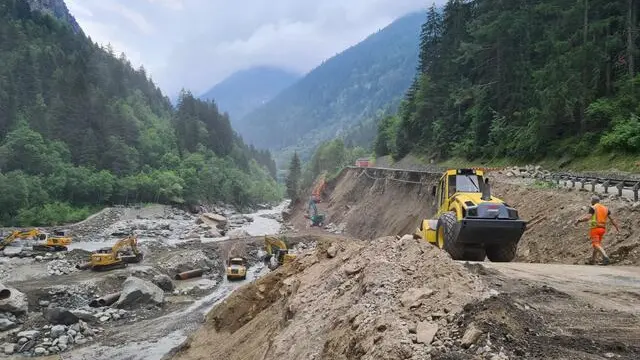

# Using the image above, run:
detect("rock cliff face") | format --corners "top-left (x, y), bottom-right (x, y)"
top-left (27, 0), bottom-right (82, 34)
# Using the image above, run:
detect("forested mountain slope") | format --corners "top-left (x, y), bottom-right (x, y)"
top-left (236, 12), bottom-right (424, 162)
top-left (200, 66), bottom-right (300, 121)
top-left (376, 1), bottom-right (640, 163)
top-left (26, 0), bottom-right (81, 33)
top-left (0, 0), bottom-right (280, 226)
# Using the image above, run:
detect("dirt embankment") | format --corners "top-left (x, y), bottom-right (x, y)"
top-left (167, 235), bottom-right (491, 360)
top-left (167, 234), bottom-right (640, 360)
top-left (292, 167), bottom-right (640, 265)
top-left (491, 177), bottom-right (640, 265)
top-left (291, 167), bottom-right (439, 240)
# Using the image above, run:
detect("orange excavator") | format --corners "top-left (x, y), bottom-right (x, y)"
top-left (311, 172), bottom-right (327, 203)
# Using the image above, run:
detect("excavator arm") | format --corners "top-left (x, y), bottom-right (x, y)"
top-left (0, 231), bottom-right (19, 250)
top-left (263, 236), bottom-right (296, 270)
top-left (308, 199), bottom-right (318, 217)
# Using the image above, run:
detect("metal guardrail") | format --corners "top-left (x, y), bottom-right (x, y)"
top-left (550, 173), bottom-right (640, 201)
top-left (345, 165), bottom-right (640, 202)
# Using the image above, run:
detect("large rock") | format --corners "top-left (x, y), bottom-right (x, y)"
top-left (416, 321), bottom-right (438, 344)
top-left (70, 310), bottom-right (98, 323)
top-left (152, 274), bottom-right (175, 292)
top-left (227, 228), bottom-right (250, 239)
top-left (0, 318), bottom-right (17, 331)
top-left (461, 323), bottom-right (483, 348)
top-left (3, 246), bottom-right (23, 257)
top-left (115, 276), bottom-right (164, 309)
top-left (202, 213), bottom-right (227, 223)
top-left (399, 287), bottom-right (434, 308)
top-left (50, 325), bottom-right (67, 338)
top-left (44, 307), bottom-right (79, 325)
top-left (0, 285), bottom-right (28, 314)
top-left (200, 213), bottom-right (227, 229)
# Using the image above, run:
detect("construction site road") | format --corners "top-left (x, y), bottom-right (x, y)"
top-left (479, 262), bottom-right (640, 313)
top-left (465, 261), bottom-right (640, 359)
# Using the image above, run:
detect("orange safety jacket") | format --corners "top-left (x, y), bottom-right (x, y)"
top-left (590, 203), bottom-right (608, 229)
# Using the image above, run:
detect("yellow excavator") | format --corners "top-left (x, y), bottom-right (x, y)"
top-left (263, 236), bottom-right (296, 270)
top-left (0, 229), bottom-right (72, 252)
top-left (89, 235), bottom-right (144, 271)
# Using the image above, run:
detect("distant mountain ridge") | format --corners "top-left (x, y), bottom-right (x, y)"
top-left (200, 67), bottom-right (300, 120)
top-left (234, 11), bottom-right (424, 162)
top-left (27, 0), bottom-right (82, 33)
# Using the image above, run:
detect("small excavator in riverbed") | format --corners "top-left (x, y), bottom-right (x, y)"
top-left (86, 235), bottom-right (144, 271)
top-left (1, 229), bottom-right (72, 252)
top-left (263, 236), bottom-right (296, 270)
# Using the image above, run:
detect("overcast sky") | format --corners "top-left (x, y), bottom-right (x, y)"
top-left (65, 0), bottom-right (436, 96)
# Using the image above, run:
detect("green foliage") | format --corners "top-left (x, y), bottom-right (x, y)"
top-left (0, 0), bottom-right (281, 225)
top-left (236, 12), bottom-right (424, 163)
top-left (374, 115), bottom-right (401, 157)
top-left (16, 202), bottom-right (97, 227)
top-left (302, 139), bottom-right (368, 188)
top-left (285, 153), bottom-right (301, 201)
top-left (377, 0), bottom-right (640, 162)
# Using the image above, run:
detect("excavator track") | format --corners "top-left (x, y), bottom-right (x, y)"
top-left (32, 245), bottom-right (68, 252)
top-left (91, 261), bottom-right (127, 272)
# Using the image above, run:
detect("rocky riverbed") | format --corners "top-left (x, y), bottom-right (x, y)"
top-left (0, 200), bottom-right (312, 359)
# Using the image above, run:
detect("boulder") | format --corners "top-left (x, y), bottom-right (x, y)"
top-left (0, 318), bottom-right (17, 331)
top-left (416, 321), bottom-right (438, 344)
top-left (202, 213), bottom-right (227, 224)
top-left (461, 323), bottom-right (483, 348)
top-left (227, 229), bottom-right (250, 239)
top-left (3, 246), bottom-right (23, 257)
top-left (70, 310), bottom-right (98, 323)
top-left (0, 285), bottom-right (28, 314)
top-left (3, 343), bottom-right (15, 355)
top-left (17, 330), bottom-right (40, 339)
top-left (115, 276), bottom-right (164, 309)
top-left (152, 274), bottom-right (175, 292)
top-left (44, 307), bottom-right (79, 325)
top-left (204, 229), bottom-right (222, 238)
top-left (400, 287), bottom-right (435, 308)
top-left (50, 325), bottom-right (66, 338)
top-left (326, 244), bottom-right (338, 258)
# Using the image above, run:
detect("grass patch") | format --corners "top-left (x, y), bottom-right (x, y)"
top-left (436, 153), bottom-right (639, 173)
top-left (13, 202), bottom-right (103, 227)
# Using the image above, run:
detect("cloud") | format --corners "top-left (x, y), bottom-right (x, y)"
top-left (68, 0), bottom-right (442, 96)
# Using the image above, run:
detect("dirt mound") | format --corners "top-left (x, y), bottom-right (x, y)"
top-left (292, 168), bottom-right (439, 240)
top-left (167, 235), bottom-right (489, 360)
top-left (492, 179), bottom-right (640, 265)
top-left (292, 166), bottom-right (640, 265)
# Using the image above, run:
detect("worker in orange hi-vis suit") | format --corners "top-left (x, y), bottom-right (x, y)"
top-left (574, 195), bottom-right (620, 265)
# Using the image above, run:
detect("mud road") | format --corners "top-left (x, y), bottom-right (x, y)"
top-left (466, 261), bottom-right (640, 359)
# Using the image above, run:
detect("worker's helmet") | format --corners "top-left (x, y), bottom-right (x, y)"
top-left (591, 195), bottom-right (600, 205)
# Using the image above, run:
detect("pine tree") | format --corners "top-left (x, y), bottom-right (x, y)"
top-left (286, 152), bottom-right (301, 201)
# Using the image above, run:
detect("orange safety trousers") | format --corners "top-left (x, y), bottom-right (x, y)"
top-left (589, 227), bottom-right (606, 248)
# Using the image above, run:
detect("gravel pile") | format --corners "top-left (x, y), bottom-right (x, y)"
top-left (170, 235), bottom-right (495, 360)
top-left (46, 259), bottom-right (79, 276)
top-left (3, 320), bottom-right (101, 356)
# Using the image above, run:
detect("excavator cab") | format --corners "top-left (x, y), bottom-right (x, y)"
top-left (89, 235), bottom-right (143, 271)
top-left (263, 236), bottom-right (296, 270)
